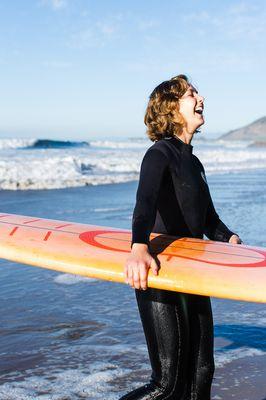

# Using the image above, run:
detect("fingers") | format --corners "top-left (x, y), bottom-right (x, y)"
top-left (124, 262), bottom-right (149, 290)
top-left (124, 264), bottom-right (129, 284)
top-left (133, 265), bottom-right (141, 290)
top-left (150, 258), bottom-right (159, 276)
top-left (126, 264), bottom-right (133, 287)
top-left (139, 265), bottom-right (148, 290)
top-left (124, 254), bottom-right (159, 291)
top-left (124, 263), bottom-right (140, 289)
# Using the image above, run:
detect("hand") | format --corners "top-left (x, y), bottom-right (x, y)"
top-left (124, 243), bottom-right (159, 290)
top-left (229, 234), bottom-right (243, 244)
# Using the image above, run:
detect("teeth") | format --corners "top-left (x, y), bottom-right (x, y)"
top-left (195, 106), bottom-right (203, 115)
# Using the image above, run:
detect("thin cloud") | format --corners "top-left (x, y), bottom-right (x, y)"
top-left (228, 1), bottom-right (260, 15)
top-left (182, 11), bottom-right (221, 26)
top-left (69, 14), bottom-right (123, 49)
top-left (182, 5), bottom-right (266, 41)
top-left (39, 0), bottom-right (67, 11)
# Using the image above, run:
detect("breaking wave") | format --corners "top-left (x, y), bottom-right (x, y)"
top-left (0, 138), bottom-right (265, 190)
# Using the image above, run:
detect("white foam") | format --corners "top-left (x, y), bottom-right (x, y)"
top-left (215, 347), bottom-right (265, 368)
top-left (197, 147), bottom-right (266, 173)
top-left (219, 310), bottom-right (266, 326)
top-left (90, 139), bottom-right (149, 149)
top-left (0, 363), bottom-right (132, 400)
top-left (215, 139), bottom-right (253, 148)
top-left (53, 273), bottom-right (98, 285)
top-left (0, 138), bottom-right (36, 149)
top-left (0, 139), bottom-right (265, 190)
top-left (0, 154), bottom-right (138, 190)
top-left (93, 206), bottom-right (129, 212)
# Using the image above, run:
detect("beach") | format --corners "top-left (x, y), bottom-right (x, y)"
top-left (0, 138), bottom-right (265, 399)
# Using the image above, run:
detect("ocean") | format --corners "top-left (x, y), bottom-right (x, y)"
top-left (0, 137), bottom-right (265, 399)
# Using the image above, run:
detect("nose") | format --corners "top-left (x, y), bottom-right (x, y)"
top-left (198, 94), bottom-right (205, 103)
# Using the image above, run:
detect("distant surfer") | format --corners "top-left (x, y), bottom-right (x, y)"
top-left (120, 75), bottom-right (242, 399)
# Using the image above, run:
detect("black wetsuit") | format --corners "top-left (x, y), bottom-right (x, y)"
top-left (120, 136), bottom-right (236, 400)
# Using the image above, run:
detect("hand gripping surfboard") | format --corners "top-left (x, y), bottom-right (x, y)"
top-left (0, 213), bottom-right (265, 303)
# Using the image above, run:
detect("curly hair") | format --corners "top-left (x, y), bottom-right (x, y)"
top-left (144, 74), bottom-right (191, 141)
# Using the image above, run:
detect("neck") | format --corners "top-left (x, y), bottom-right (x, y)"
top-left (175, 128), bottom-right (195, 145)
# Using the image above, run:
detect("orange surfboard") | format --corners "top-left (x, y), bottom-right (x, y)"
top-left (0, 213), bottom-right (265, 303)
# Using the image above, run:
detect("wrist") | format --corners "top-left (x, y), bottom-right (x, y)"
top-left (131, 242), bottom-right (149, 251)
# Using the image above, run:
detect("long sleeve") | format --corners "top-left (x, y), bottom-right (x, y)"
top-left (131, 148), bottom-right (169, 247)
top-left (204, 195), bottom-right (236, 242)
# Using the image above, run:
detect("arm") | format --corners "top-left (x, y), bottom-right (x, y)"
top-left (131, 148), bottom-right (169, 247)
top-left (125, 148), bottom-right (168, 291)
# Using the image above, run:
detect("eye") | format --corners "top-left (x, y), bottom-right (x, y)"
top-left (181, 89), bottom-right (194, 99)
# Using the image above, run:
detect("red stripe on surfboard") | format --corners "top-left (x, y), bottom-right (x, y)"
top-left (23, 218), bottom-right (42, 224)
top-left (54, 223), bottom-right (73, 229)
top-left (44, 231), bottom-right (52, 241)
top-left (9, 227), bottom-right (19, 236)
top-left (79, 230), bottom-right (266, 268)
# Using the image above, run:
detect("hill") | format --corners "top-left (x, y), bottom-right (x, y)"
top-left (219, 116), bottom-right (266, 143)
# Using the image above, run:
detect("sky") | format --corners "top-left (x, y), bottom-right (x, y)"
top-left (0, 0), bottom-right (265, 140)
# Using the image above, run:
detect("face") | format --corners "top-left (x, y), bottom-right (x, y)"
top-left (178, 85), bottom-right (205, 132)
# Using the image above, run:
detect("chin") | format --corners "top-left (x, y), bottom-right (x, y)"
top-left (197, 118), bottom-right (205, 128)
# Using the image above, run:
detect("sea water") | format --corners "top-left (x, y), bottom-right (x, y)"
top-left (0, 137), bottom-right (265, 399)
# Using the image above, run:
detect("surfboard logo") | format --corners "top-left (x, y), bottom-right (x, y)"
top-left (79, 230), bottom-right (266, 268)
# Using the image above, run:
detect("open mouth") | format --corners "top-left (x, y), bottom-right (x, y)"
top-left (195, 107), bottom-right (203, 115)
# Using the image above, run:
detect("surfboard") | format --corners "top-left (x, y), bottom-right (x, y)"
top-left (0, 213), bottom-right (265, 303)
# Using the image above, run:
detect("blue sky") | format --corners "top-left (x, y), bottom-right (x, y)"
top-left (0, 0), bottom-right (265, 139)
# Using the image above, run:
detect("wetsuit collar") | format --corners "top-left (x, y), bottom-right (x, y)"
top-left (163, 135), bottom-right (193, 153)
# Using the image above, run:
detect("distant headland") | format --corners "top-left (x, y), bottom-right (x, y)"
top-left (218, 116), bottom-right (266, 146)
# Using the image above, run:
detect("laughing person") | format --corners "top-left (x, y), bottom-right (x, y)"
top-left (120, 75), bottom-right (242, 399)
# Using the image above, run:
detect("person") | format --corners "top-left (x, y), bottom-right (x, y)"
top-left (120, 74), bottom-right (242, 400)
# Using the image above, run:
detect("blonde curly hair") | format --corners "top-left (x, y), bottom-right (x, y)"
top-left (144, 74), bottom-right (191, 141)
